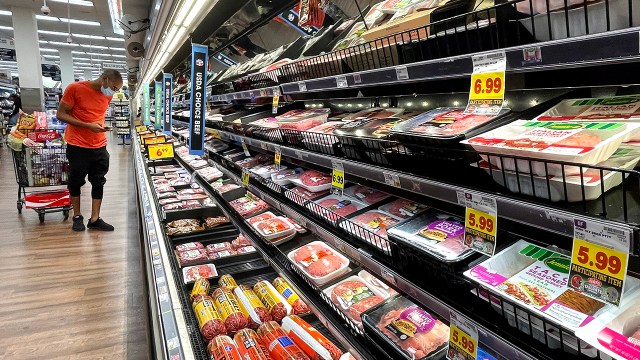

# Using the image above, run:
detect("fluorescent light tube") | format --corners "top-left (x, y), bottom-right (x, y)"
top-left (49, 0), bottom-right (94, 6)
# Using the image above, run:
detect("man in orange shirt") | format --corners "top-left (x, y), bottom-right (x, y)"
top-left (57, 69), bottom-right (123, 231)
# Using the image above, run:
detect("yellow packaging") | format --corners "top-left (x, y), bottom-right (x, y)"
top-left (273, 277), bottom-right (300, 306)
top-left (218, 274), bottom-right (238, 289)
top-left (190, 278), bottom-right (210, 301)
top-left (192, 295), bottom-right (222, 329)
top-left (213, 287), bottom-right (243, 320)
top-left (254, 281), bottom-right (280, 311)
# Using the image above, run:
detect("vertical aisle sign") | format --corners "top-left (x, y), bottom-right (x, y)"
top-left (457, 191), bottom-right (498, 256)
top-left (464, 51), bottom-right (506, 116)
top-left (447, 311), bottom-right (479, 360)
top-left (188, 44), bottom-right (208, 156)
top-left (154, 81), bottom-right (163, 129)
top-left (568, 218), bottom-right (630, 306)
top-left (163, 73), bottom-right (173, 135)
top-left (142, 82), bottom-right (150, 125)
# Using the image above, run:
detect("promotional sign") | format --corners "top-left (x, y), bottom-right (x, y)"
top-left (144, 135), bottom-right (167, 145)
top-left (142, 82), bottom-right (151, 125)
top-left (277, 8), bottom-right (320, 36)
top-left (465, 51), bottom-right (506, 116)
top-left (447, 311), bottom-right (479, 360)
top-left (331, 161), bottom-right (345, 196)
top-left (569, 218), bottom-right (631, 306)
top-left (212, 52), bottom-right (237, 67)
top-left (147, 142), bottom-right (174, 160)
top-left (163, 73), bottom-right (173, 135)
top-left (0, 38), bottom-right (16, 61)
top-left (274, 146), bottom-right (282, 170)
top-left (135, 125), bottom-right (148, 132)
top-left (154, 81), bottom-right (163, 129)
top-left (188, 44), bottom-right (208, 156)
top-left (457, 191), bottom-right (498, 256)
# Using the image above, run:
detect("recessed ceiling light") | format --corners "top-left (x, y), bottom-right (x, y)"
top-left (36, 15), bottom-right (100, 26)
top-left (85, 44), bottom-right (109, 49)
top-left (112, 54), bottom-right (126, 58)
top-left (40, 48), bottom-right (59, 52)
top-left (49, 0), bottom-right (94, 6)
top-left (0, 25), bottom-right (13, 31)
top-left (106, 37), bottom-right (124, 42)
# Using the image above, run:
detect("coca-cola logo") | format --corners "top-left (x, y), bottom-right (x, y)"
top-left (32, 132), bottom-right (60, 142)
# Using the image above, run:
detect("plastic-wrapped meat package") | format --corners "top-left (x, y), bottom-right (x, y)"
top-left (206, 242), bottom-right (233, 254)
top-left (362, 295), bottom-right (449, 360)
top-left (252, 217), bottom-right (296, 240)
top-left (182, 200), bottom-right (202, 209)
top-left (257, 321), bottom-right (310, 360)
top-left (378, 198), bottom-right (427, 219)
top-left (390, 108), bottom-right (506, 139)
top-left (197, 167), bottom-right (224, 182)
top-left (347, 211), bottom-right (400, 240)
top-left (177, 193), bottom-right (210, 201)
top-left (234, 285), bottom-right (272, 328)
top-left (176, 242), bottom-right (204, 252)
top-left (325, 276), bottom-right (388, 324)
top-left (153, 179), bottom-right (171, 187)
top-left (341, 108), bottom-right (404, 121)
top-left (343, 185), bottom-right (390, 205)
top-left (232, 234), bottom-right (252, 249)
top-left (278, 110), bottom-right (330, 131)
top-left (287, 186), bottom-right (329, 205)
top-left (248, 212), bottom-right (276, 225)
top-left (251, 164), bottom-right (284, 179)
top-left (167, 218), bottom-right (201, 228)
top-left (288, 241), bottom-right (350, 285)
top-left (290, 170), bottom-right (332, 192)
top-left (254, 280), bottom-right (293, 322)
top-left (159, 197), bottom-right (180, 205)
top-left (236, 157), bottom-right (262, 168)
top-left (358, 270), bottom-right (398, 298)
top-left (210, 250), bottom-right (238, 260)
top-left (217, 184), bottom-right (241, 193)
top-left (281, 315), bottom-right (344, 360)
top-left (190, 278), bottom-right (211, 302)
top-left (213, 287), bottom-right (249, 333)
top-left (273, 277), bottom-right (311, 316)
top-left (170, 178), bottom-right (190, 187)
top-left (312, 194), bottom-right (366, 221)
top-left (183, 264), bottom-right (217, 284)
top-left (229, 193), bottom-right (269, 217)
top-left (155, 185), bottom-right (175, 193)
top-left (178, 188), bottom-right (205, 195)
top-left (250, 117), bottom-right (279, 128)
top-left (177, 248), bottom-right (209, 266)
top-left (163, 203), bottom-right (182, 211)
top-left (157, 191), bottom-right (177, 200)
top-left (234, 329), bottom-right (271, 360)
top-left (207, 335), bottom-right (242, 359)
top-left (271, 168), bottom-right (304, 186)
top-left (205, 216), bottom-right (229, 228)
top-left (192, 295), bottom-right (227, 341)
top-left (237, 246), bottom-right (256, 254)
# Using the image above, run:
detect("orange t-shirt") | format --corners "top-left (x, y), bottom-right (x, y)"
top-left (61, 81), bottom-right (112, 148)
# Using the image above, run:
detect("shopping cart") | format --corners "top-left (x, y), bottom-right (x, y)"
top-left (10, 130), bottom-right (71, 222)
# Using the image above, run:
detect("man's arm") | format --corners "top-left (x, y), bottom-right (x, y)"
top-left (57, 102), bottom-right (106, 133)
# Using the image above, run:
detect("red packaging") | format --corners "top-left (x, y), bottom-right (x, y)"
top-left (234, 329), bottom-right (271, 360)
top-left (207, 335), bottom-right (243, 360)
top-left (281, 315), bottom-right (343, 360)
top-left (257, 321), bottom-right (310, 360)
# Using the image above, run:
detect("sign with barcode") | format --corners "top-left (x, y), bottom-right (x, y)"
top-left (396, 66), bottom-right (409, 80)
top-left (331, 161), bottom-right (345, 196)
top-left (336, 76), bottom-right (348, 88)
top-left (298, 82), bottom-right (307, 92)
top-left (465, 51), bottom-right (506, 116)
top-left (447, 311), bottom-right (478, 360)
top-left (458, 191), bottom-right (498, 256)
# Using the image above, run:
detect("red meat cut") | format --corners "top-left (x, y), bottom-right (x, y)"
top-left (293, 244), bottom-right (333, 263)
top-left (306, 255), bottom-right (345, 278)
top-left (317, 198), bottom-right (358, 218)
top-left (331, 280), bottom-right (384, 322)
top-left (299, 170), bottom-right (331, 187)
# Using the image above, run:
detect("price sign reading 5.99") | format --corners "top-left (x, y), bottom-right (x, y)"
top-left (458, 191), bottom-right (498, 257)
top-left (447, 312), bottom-right (478, 360)
top-left (568, 218), bottom-right (631, 306)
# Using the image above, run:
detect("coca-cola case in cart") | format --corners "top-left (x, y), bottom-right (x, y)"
top-left (24, 190), bottom-right (71, 209)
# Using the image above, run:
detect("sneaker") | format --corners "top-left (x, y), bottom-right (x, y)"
top-left (72, 215), bottom-right (85, 231)
top-left (87, 217), bottom-right (115, 231)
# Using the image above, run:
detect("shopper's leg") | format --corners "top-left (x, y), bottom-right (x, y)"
top-left (87, 147), bottom-right (113, 231)
top-left (66, 145), bottom-right (89, 231)
top-left (90, 198), bottom-right (102, 222)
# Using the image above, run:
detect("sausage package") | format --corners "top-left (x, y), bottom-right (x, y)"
top-left (219, 274), bottom-right (238, 289)
top-left (273, 277), bottom-right (311, 316)
top-left (208, 335), bottom-right (243, 360)
top-left (254, 280), bottom-right (293, 322)
top-left (257, 321), bottom-right (311, 360)
top-left (281, 315), bottom-right (344, 360)
top-left (190, 278), bottom-right (211, 302)
top-left (192, 295), bottom-right (227, 341)
top-left (234, 284), bottom-right (272, 328)
top-left (213, 287), bottom-right (250, 333)
top-left (234, 329), bottom-right (271, 360)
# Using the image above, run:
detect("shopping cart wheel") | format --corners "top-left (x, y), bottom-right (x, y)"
top-left (17, 202), bottom-right (22, 214)
top-left (38, 212), bottom-right (45, 223)
top-left (63, 210), bottom-right (70, 220)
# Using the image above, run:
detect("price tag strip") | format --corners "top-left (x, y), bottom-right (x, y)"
top-left (336, 76), bottom-right (348, 88)
top-left (447, 311), bottom-right (479, 360)
top-left (568, 218), bottom-right (631, 306)
top-left (241, 168), bottom-right (251, 187)
top-left (331, 161), bottom-right (345, 196)
top-left (465, 51), bottom-right (506, 116)
top-left (395, 66), bottom-right (409, 81)
top-left (147, 142), bottom-right (175, 160)
top-left (458, 191), bottom-right (498, 256)
top-left (272, 94), bottom-right (279, 114)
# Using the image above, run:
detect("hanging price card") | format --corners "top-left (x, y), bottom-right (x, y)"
top-left (298, 82), bottom-right (307, 92)
top-left (274, 146), bottom-right (282, 170)
top-left (331, 161), bottom-right (345, 196)
top-left (272, 94), bottom-right (279, 114)
top-left (457, 191), bottom-right (498, 256)
top-left (144, 135), bottom-right (167, 145)
top-left (396, 66), bottom-right (409, 81)
top-left (447, 311), bottom-right (478, 360)
top-left (383, 172), bottom-right (401, 188)
top-left (568, 218), bottom-right (630, 306)
top-left (465, 51), bottom-right (506, 116)
top-left (241, 139), bottom-right (251, 156)
top-left (210, 129), bottom-right (221, 140)
top-left (148, 143), bottom-right (174, 160)
top-left (241, 168), bottom-right (250, 187)
top-left (135, 125), bottom-right (148, 132)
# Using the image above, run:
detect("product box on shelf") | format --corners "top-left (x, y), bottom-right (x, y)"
top-left (534, 94), bottom-right (640, 122)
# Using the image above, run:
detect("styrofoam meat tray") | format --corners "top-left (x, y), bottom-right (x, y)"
top-left (287, 240), bottom-right (351, 285)
top-left (462, 120), bottom-right (640, 176)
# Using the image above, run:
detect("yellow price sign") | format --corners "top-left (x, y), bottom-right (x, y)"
top-left (571, 238), bottom-right (627, 281)
top-left (274, 149), bottom-right (281, 166)
top-left (469, 71), bottom-right (505, 101)
top-left (448, 324), bottom-right (478, 359)
top-left (459, 191), bottom-right (498, 256)
top-left (272, 95), bottom-right (279, 114)
top-left (210, 129), bottom-right (221, 140)
top-left (241, 169), bottom-right (250, 186)
top-left (148, 143), bottom-right (174, 160)
top-left (331, 162), bottom-right (345, 197)
top-left (135, 125), bottom-right (148, 132)
top-left (465, 208), bottom-right (497, 239)
top-left (144, 136), bottom-right (166, 145)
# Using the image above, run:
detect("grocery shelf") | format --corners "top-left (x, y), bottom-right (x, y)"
top-left (211, 86), bottom-right (280, 102)
top-left (207, 127), bottom-right (640, 252)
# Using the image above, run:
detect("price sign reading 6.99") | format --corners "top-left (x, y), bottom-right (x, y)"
top-left (471, 72), bottom-right (503, 99)
top-left (465, 51), bottom-right (506, 116)
top-left (147, 143), bottom-right (174, 160)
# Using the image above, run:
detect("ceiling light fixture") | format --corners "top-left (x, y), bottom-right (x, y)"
top-left (0, 25), bottom-right (13, 31)
top-left (38, 30), bottom-right (69, 36)
top-left (48, 41), bottom-right (79, 47)
top-left (40, 48), bottom-right (59, 52)
top-left (73, 34), bottom-right (106, 40)
top-left (0, 10), bottom-right (12, 16)
top-left (107, 0), bottom-right (125, 35)
top-left (105, 37), bottom-right (124, 42)
top-left (49, 0), bottom-right (93, 6)
top-left (36, 15), bottom-right (100, 26)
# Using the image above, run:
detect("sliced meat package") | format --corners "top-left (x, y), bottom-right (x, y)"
top-left (343, 185), bottom-right (390, 205)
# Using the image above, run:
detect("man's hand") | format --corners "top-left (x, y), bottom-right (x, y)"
top-left (87, 122), bottom-right (108, 133)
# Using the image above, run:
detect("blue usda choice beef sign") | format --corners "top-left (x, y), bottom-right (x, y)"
top-left (188, 44), bottom-right (208, 155)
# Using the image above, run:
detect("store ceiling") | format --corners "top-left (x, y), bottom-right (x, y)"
top-left (0, 0), bottom-right (150, 79)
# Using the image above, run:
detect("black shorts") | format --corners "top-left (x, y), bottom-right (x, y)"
top-left (66, 144), bottom-right (110, 199)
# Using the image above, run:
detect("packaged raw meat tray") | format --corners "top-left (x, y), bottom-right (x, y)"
top-left (333, 117), bottom-right (407, 147)
top-left (343, 185), bottom-right (390, 205)
top-left (342, 211), bottom-right (400, 251)
top-left (277, 110), bottom-right (330, 131)
top-left (378, 198), bottom-right (427, 219)
top-left (462, 120), bottom-right (640, 176)
top-left (229, 193), bottom-right (270, 217)
top-left (387, 209), bottom-right (475, 262)
top-left (251, 216), bottom-right (296, 240)
top-left (251, 164), bottom-right (285, 179)
top-left (389, 107), bottom-right (510, 143)
top-left (476, 146), bottom-right (640, 202)
top-left (341, 108), bottom-right (404, 122)
top-left (287, 241), bottom-right (350, 285)
top-left (361, 295), bottom-right (449, 360)
top-left (289, 170), bottom-right (332, 192)
top-left (323, 275), bottom-right (390, 325)
top-left (286, 186), bottom-right (329, 205)
top-left (535, 95), bottom-right (640, 122)
top-left (271, 168), bottom-right (303, 186)
top-left (182, 264), bottom-right (218, 284)
top-left (464, 240), bottom-right (640, 332)
top-left (310, 194), bottom-right (367, 223)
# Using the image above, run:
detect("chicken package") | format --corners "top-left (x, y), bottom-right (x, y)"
top-left (213, 287), bottom-right (250, 333)
top-left (387, 209), bottom-right (475, 262)
top-left (207, 335), bottom-right (243, 360)
top-left (288, 241), bottom-right (350, 285)
top-left (362, 295), bottom-right (449, 360)
top-left (290, 170), bottom-right (332, 192)
top-left (257, 321), bottom-right (311, 360)
top-left (462, 120), bottom-right (640, 176)
top-left (177, 248), bottom-right (209, 267)
top-left (281, 315), bottom-right (343, 360)
top-left (234, 284), bottom-right (272, 328)
top-left (343, 185), bottom-right (390, 205)
top-left (311, 194), bottom-right (367, 222)
top-left (231, 234), bottom-right (252, 249)
top-left (183, 264), bottom-right (218, 284)
top-left (192, 294), bottom-right (227, 341)
top-left (190, 278), bottom-right (211, 302)
top-left (234, 329), bottom-right (271, 360)
top-left (273, 277), bottom-right (311, 315)
top-left (378, 198), bottom-right (427, 220)
top-left (219, 274), bottom-right (238, 290)
top-left (324, 276), bottom-right (389, 324)
top-left (254, 280), bottom-right (293, 322)
top-left (252, 217), bottom-right (296, 241)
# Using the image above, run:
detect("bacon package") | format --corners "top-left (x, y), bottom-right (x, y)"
top-left (281, 315), bottom-right (343, 360)
top-left (273, 277), bottom-right (311, 315)
top-left (257, 321), bottom-right (311, 360)
top-left (192, 295), bottom-right (227, 341)
top-left (288, 241), bottom-right (350, 285)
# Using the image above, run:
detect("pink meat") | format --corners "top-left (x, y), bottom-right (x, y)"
top-left (299, 170), bottom-right (331, 187)
top-left (330, 280), bottom-right (384, 322)
top-left (351, 211), bottom-right (398, 238)
top-left (377, 307), bottom-right (449, 359)
top-left (345, 185), bottom-right (389, 205)
top-left (306, 255), bottom-right (345, 278)
top-left (384, 199), bottom-right (422, 219)
top-left (293, 244), bottom-right (333, 263)
top-left (317, 198), bottom-right (358, 217)
top-left (231, 234), bottom-right (251, 249)
top-left (556, 132), bottom-right (602, 147)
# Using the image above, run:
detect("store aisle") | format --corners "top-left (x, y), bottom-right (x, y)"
top-left (0, 133), bottom-right (149, 360)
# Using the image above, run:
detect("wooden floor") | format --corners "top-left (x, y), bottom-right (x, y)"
top-left (0, 133), bottom-right (150, 360)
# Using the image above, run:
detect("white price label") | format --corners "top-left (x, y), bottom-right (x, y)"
top-left (298, 82), bottom-right (307, 92)
top-left (383, 172), bottom-right (401, 188)
top-left (381, 268), bottom-right (397, 286)
top-left (396, 66), bottom-right (409, 80)
top-left (336, 76), bottom-right (348, 88)
top-left (353, 74), bottom-right (362, 84)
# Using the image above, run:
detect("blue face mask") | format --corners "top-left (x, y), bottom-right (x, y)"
top-left (101, 79), bottom-right (116, 96)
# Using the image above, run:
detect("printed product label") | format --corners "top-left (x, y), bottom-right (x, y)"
top-left (540, 300), bottom-right (594, 328)
top-left (399, 203), bottom-right (419, 217)
top-left (337, 284), bottom-right (375, 310)
top-left (299, 250), bottom-right (332, 267)
top-left (274, 280), bottom-right (300, 305)
top-left (328, 200), bottom-right (352, 210)
top-left (419, 220), bottom-right (464, 242)
top-left (194, 299), bottom-right (221, 327)
top-left (182, 250), bottom-right (204, 259)
top-left (255, 283), bottom-right (279, 310)
top-left (215, 292), bottom-right (242, 319)
top-left (598, 327), bottom-right (640, 360)
top-left (386, 307), bottom-right (436, 340)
